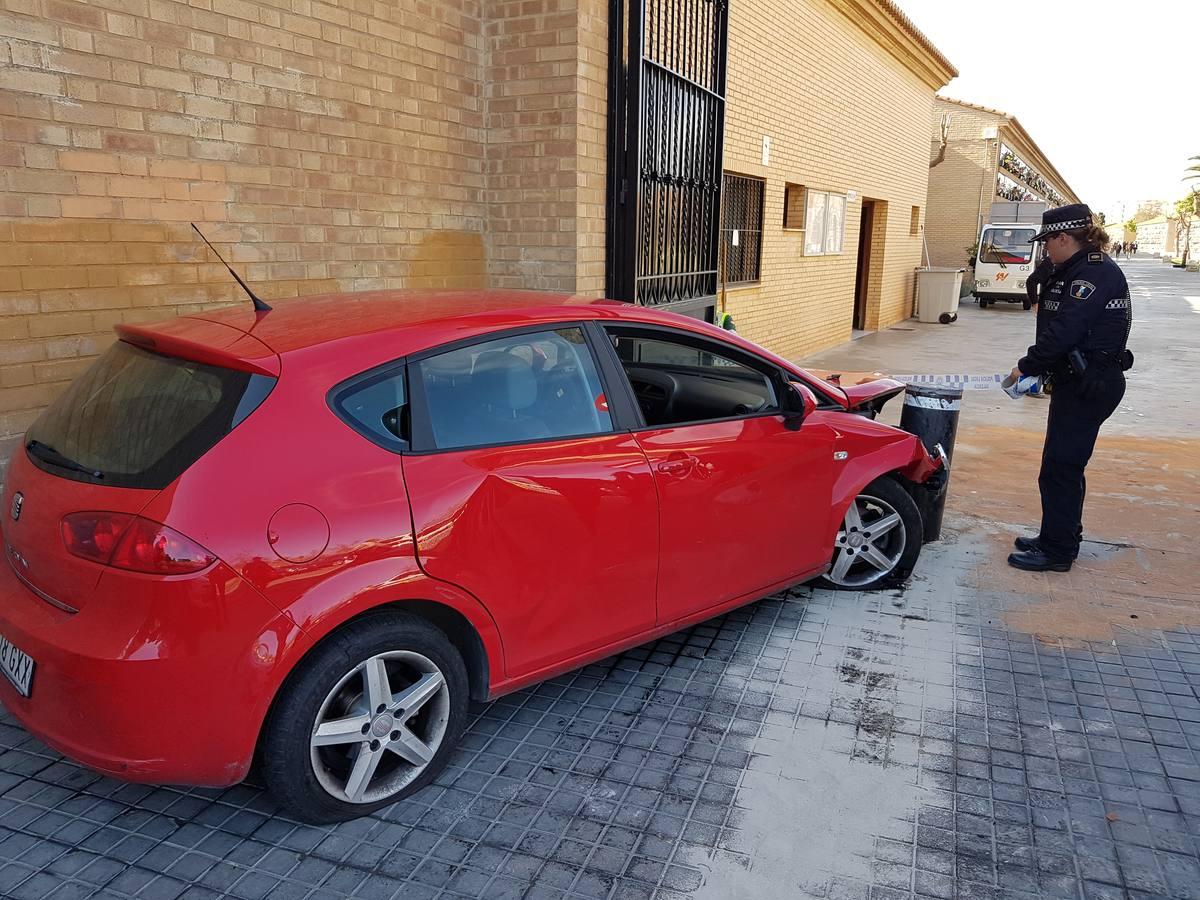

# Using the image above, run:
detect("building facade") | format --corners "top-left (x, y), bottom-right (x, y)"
top-left (717, 0), bottom-right (955, 354)
top-left (1137, 215), bottom-right (1200, 260)
top-left (924, 96), bottom-right (1078, 269)
top-left (0, 0), bottom-right (953, 459)
top-left (1135, 218), bottom-right (1172, 256)
top-left (0, 0), bottom-right (614, 458)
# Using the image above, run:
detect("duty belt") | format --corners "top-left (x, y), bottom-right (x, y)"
top-left (1085, 349), bottom-right (1124, 367)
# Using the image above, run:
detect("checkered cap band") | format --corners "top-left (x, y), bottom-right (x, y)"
top-left (1041, 217), bottom-right (1091, 234)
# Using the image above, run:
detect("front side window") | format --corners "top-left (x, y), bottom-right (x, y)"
top-left (606, 329), bottom-right (778, 428)
top-left (980, 228), bottom-right (1036, 265)
top-left (416, 327), bottom-right (611, 451)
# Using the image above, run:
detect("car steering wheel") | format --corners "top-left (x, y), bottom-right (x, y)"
top-left (732, 398), bottom-right (768, 416)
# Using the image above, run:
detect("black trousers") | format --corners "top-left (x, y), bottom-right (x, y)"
top-left (1037, 370), bottom-right (1126, 560)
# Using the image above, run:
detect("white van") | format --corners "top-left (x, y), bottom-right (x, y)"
top-left (972, 223), bottom-right (1041, 310)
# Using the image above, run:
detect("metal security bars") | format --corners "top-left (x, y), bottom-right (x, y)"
top-left (721, 174), bottom-right (763, 284)
top-left (607, 0), bottom-right (729, 312)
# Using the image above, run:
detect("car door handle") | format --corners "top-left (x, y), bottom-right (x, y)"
top-left (657, 454), bottom-right (698, 477)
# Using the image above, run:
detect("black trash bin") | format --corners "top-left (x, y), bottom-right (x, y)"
top-left (898, 383), bottom-right (962, 542)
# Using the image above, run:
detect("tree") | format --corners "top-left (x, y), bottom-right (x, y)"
top-left (1124, 217), bottom-right (1138, 237)
top-left (1133, 200), bottom-right (1166, 224)
top-left (1186, 156), bottom-right (1200, 184)
top-left (1176, 192), bottom-right (1198, 266)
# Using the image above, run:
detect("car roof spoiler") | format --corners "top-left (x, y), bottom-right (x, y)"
top-left (115, 318), bottom-right (281, 377)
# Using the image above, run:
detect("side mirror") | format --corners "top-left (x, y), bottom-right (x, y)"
top-left (968, 256), bottom-right (977, 267)
top-left (783, 382), bottom-right (818, 430)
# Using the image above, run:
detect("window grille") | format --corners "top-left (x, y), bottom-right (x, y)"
top-left (721, 174), bottom-right (764, 284)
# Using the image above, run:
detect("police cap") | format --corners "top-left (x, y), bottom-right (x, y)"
top-left (1030, 203), bottom-right (1094, 242)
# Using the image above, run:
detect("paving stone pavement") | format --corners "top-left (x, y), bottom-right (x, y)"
top-left (0, 516), bottom-right (1197, 899)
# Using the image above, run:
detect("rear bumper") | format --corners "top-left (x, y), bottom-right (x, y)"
top-left (0, 554), bottom-right (304, 786)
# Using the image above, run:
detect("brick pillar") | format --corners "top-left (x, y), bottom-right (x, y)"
top-left (484, 0), bottom-right (607, 296)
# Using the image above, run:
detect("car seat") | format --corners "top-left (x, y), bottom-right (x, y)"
top-left (467, 350), bottom-right (550, 445)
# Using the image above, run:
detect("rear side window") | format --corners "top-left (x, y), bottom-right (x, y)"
top-left (330, 365), bottom-right (408, 452)
top-left (25, 341), bottom-right (273, 489)
top-left (415, 327), bottom-right (612, 451)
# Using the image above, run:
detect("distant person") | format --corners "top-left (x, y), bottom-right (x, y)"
top-left (1112, 242), bottom-right (1122, 258)
top-left (1008, 204), bottom-right (1133, 573)
top-left (1132, 242), bottom-right (1138, 255)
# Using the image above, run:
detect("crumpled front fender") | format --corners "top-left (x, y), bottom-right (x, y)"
top-left (897, 437), bottom-right (945, 485)
top-left (827, 417), bottom-right (947, 544)
top-left (841, 377), bottom-right (907, 414)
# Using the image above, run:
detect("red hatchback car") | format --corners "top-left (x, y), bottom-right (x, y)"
top-left (0, 290), bottom-right (944, 822)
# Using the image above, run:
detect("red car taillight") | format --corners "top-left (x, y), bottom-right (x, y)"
top-left (61, 513), bottom-right (217, 575)
top-left (61, 512), bottom-right (134, 564)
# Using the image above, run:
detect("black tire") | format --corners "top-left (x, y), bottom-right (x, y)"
top-left (1022, 298), bottom-right (1032, 311)
top-left (262, 612), bottom-right (469, 823)
top-left (813, 475), bottom-right (923, 591)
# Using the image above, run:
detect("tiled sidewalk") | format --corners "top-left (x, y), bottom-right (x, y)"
top-left (0, 523), bottom-right (1197, 899)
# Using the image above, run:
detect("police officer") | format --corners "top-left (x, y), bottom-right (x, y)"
top-left (1007, 204), bottom-right (1133, 572)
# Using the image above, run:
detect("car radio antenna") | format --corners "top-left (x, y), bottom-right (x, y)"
top-left (191, 223), bottom-right (272, 313)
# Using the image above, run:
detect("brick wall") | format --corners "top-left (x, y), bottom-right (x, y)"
top-left (0, 0), bottom-right (606, 460)
top-left (924, 102), bottom-right (998, 268)
top-left (925, 98), bottom-right (1078, 270)
top-left (483, 0), bottom-right (607, 295)
top-left (718, 0), bottom-right (944, 360)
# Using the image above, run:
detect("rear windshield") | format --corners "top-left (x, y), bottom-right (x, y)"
top-left (25, 341), bottom-right (274, 489)
top-left (980, 228), bottom-right (1036, 265)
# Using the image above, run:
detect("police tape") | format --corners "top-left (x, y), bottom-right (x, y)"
top-left (890, 374), bottom-right (1006, 391)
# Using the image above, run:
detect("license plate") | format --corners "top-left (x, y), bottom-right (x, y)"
top-left (0, 634), bottom-right (34, 698)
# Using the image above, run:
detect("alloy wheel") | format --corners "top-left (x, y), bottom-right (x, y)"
top-left (309, 651), bottom-right (451, 804)
top-left (826, 493), bottom-right (907, 588)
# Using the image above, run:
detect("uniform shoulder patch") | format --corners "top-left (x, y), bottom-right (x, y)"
top-left (1088, 252), bottom-right (1103, 263)
top-left (1070, 280), bottom-right (1096, 300)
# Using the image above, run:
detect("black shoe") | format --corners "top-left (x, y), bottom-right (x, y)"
top-left (1007, 550), bottom-right (1072, 572)
top-left (1013, 535), bottom-right (1081, 560)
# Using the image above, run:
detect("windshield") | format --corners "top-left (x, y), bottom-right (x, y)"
top-left (980, 228), bottom-right (1035, 265)
top-left (25, 341), bottom-right (273, 489)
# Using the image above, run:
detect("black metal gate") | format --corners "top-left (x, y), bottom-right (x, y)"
top-left (606, 0), bottom-right (729, 317)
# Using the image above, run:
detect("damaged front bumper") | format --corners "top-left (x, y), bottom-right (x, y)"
top-left (905, 442), bottom-right (950, 543)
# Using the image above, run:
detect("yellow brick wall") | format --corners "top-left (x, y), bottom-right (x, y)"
top-left (484, 0), bottom-right (607, 295)
top-left (574, 0), bottom-right (607, 296)
top-left (719, 0), bottom-right (940, 360)
top-left (0, 0), bottom-right (488, 455)
top-left (924, 103), bottom-right (999, 268)
top-left (0, 0), bottom-right (607, 458)
top-left (925, 99), bottom-right (1077, 270)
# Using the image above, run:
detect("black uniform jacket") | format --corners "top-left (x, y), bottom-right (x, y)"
top-left (1018, 249), bottom-right (1131, 376)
